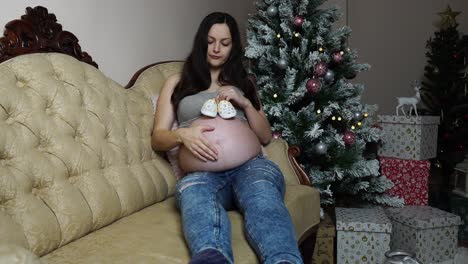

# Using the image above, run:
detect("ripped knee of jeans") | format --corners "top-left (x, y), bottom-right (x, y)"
top-left (252, 179), bottom-right (273, 186)
top-left (178, 181), bottom-right (207, 193)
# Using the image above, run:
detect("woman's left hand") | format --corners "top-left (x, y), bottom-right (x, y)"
top-left (215, 86), bottom-right (252, 109)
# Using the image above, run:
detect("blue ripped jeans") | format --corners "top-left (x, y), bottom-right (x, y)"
top-left (175, 155), bottom-right (303, 264)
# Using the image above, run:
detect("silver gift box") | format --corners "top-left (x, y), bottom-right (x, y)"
top-left (377, 115), bottom-right (440, 160)
top-left (336, 207), bottom-right (392, 264)
top-left (385, 206), bottom-right (461, 263)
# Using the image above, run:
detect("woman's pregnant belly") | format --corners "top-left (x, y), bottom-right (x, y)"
top-left (178, 116), bottom-right (261, 173)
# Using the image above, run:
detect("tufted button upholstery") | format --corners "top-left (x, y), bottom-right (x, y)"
top-left (0, 54), bottom-right (178, 256)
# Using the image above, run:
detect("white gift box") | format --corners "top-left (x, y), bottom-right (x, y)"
top-left (336, 207), bottom-right (392, 264)
top-left (377, 115), bottom-right (440, 160)
top-left (385, 206), bottom-right (462, 263)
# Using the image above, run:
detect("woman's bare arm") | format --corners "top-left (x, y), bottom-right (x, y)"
top-left (151, 74), bottom-right (183, 151)
top-left (151, 74), bottom-right (218, 161)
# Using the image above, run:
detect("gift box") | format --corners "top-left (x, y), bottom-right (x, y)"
top-left (336, 207), bottom-right (392, 264)
top-left (450, 194), bottom-right (468, 241)
top-left (377, 115), bottom-right (440, 160)
top-left (379, 157), bottom-right (429, 205)
top-left (312, 213), bottom-right (335, 264)
top-left (385, 206), bottom-right (461, 263)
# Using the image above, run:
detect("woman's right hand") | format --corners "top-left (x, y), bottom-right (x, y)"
top-left (177, 125), bottom-right (218, 162)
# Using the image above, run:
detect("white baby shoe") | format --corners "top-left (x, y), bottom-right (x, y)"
top-left (201, 99), bottom-right (218, 117)
top-left (217, 100), bottom-right (237, 119)
top-left (200, 98), bottom-right (218, 117)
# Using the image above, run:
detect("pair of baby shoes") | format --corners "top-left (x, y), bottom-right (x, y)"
top-left (201, 99), bottom-right (237, 119)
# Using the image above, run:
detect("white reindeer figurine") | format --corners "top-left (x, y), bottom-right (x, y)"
top-left (396, 81), bottom-right (421, 116)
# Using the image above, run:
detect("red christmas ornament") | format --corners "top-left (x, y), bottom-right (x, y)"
top-left (343, 130), bottom-right (356, 145)
top-left (464, 114), bottom-right (468, 121)
top-left (457, 144), bottom-right (464, 151)
top-left (272, 131), bottom-right (282, 139)
top-left (313, 61), bottom-right (328, 77)
top-left (306, 79), bottom-right (321, 94)
top-left (293, 15), bottom-right (305, 27)
top-left (332, 52), bottom-right (344, 63)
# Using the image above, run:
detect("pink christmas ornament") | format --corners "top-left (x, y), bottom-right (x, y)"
top-left (343, 130), bottom-right (356, 145)
top-left (293, 15), bottom-right (305, 27)
top-left (313, 61), bottom-right (328, 77)
top-left (272, 131), bottom-right (282, 139)
top-left (332, 51), bottom-right (344, 63)
top-left (306, 79), bottom-right (321, 94)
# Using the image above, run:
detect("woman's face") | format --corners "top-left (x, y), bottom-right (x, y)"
top-left (206, 23), bottom-right (232, 68)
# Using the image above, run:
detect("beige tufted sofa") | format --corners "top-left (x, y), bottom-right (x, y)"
top-left (0, 52), bottom-right (320, 263)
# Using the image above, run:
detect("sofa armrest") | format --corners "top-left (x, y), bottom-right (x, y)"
top-left (0, 244), bottom-right (42, 264)
top-left (263, 138), bottom-right (312, 186)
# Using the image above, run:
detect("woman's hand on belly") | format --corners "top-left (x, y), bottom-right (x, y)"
top-left (177, 125), bottom-right (218, 162)
top-left (178, 117), bottom-right (262, 172)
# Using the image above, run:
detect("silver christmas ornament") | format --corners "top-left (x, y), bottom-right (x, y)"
top-left (264, 0), bottom-right (274, 4)
top-left (315, 142), bottom-right (328, 155)
top-left (277, 59), bottom-right (288, 69)
top-left (353, 112), bottom-right (363, 121)
top-left (267, 5), bottom-right (278, 17)
top-left (324, 70), bottom-right (335, 82)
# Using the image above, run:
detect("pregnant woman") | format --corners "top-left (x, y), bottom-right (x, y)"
top-left (151, 12), bottom-right (303, 264)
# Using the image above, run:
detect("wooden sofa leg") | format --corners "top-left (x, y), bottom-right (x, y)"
top-left (299, 225), bottom-right (318, 264)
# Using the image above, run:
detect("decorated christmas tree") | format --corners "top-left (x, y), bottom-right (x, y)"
top-left (421, 5), bottom-right (468, 173)
top-left (245, 0), bottom-right (403, 206)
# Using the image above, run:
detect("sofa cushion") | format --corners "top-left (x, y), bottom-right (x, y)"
top-left (0, 53), bottom-right (177, 256)
top-left (41, 184), bottom-right (319, 264)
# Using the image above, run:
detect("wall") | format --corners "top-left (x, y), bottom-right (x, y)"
top-left (0, 0), bottom-right (255, 86)
top-left (1, 1), bottom-right (467, 114)
top-left (348, 0), bottom-right (468, 114)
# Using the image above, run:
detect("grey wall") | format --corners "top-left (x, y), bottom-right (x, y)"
top-left (348, 0), bottom-right (468, 114)
top-left (1, 1), bottom-right (467, 114)
top-left (0, 0), bottom-right (256, 86)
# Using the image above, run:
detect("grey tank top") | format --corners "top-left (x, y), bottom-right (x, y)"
top-left (177, 88), bottom-right (247, 128)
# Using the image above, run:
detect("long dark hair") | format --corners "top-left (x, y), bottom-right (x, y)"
top-left (171, 12), bottom-right (260, 112)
